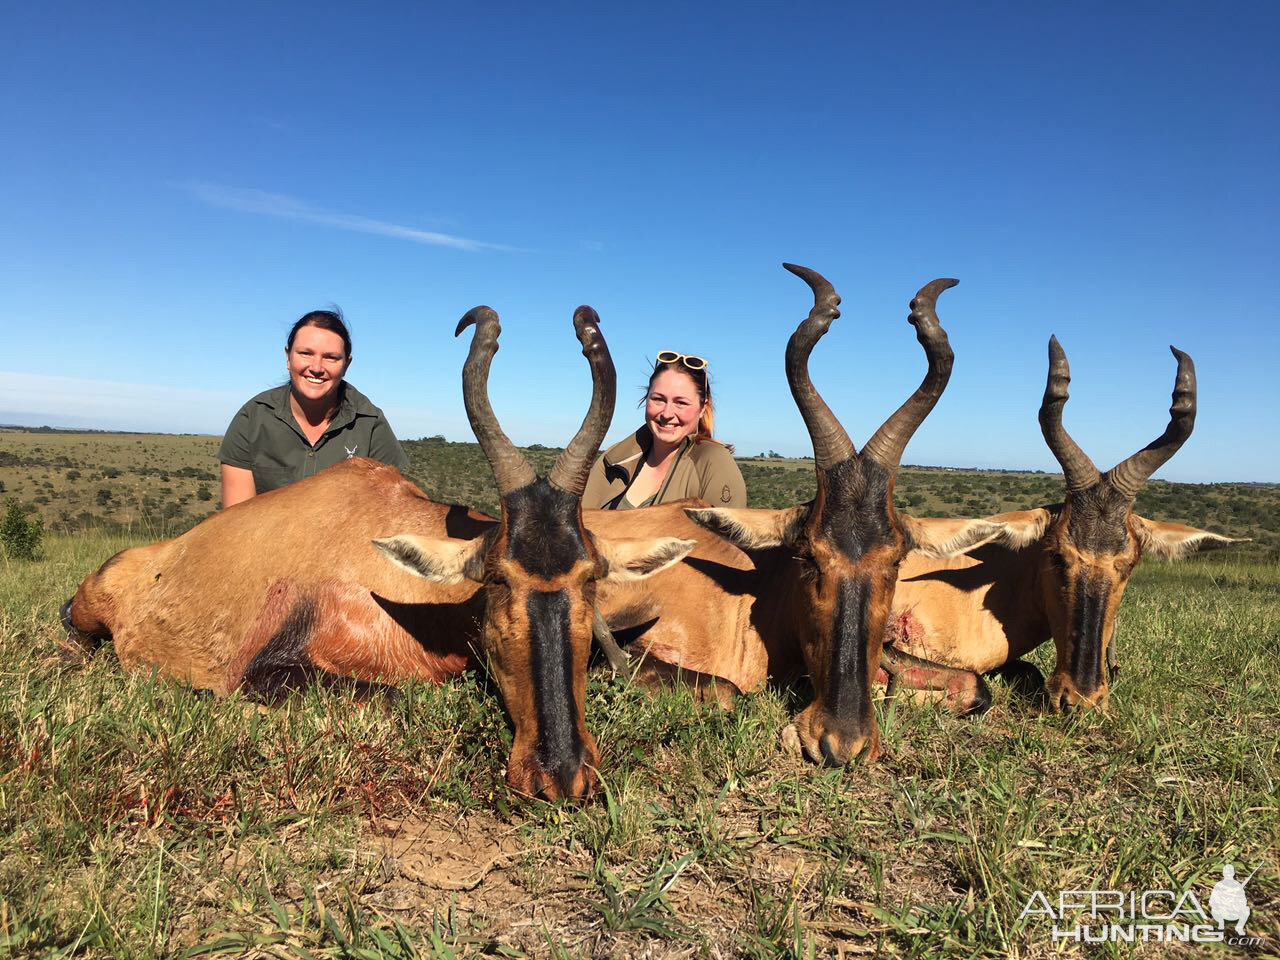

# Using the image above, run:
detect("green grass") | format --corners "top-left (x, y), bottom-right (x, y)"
top-left (2, 528), bottom-right (1277, 957)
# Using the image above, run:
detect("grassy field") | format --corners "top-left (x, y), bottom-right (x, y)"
top-left (1, 431), bottom-right (1278, 957)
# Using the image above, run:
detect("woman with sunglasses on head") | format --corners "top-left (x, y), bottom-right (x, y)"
top-left (583, 350), bottom-right (746, 510)
top-left (219, 309), bottom-right (409, 508)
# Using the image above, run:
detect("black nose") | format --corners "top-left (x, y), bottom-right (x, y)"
top-left (819, 733), bottom-right (847, 767)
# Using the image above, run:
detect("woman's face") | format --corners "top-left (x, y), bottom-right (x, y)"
top-left (645, 368), bottom-right (704, 447)
top-left (287, 325), bottom-right (350, 408)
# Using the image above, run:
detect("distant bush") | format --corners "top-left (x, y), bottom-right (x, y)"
top-left (0, 498), bottom-right (43, 560)
top-left (196, 485), bottom-right (213, 501)
top-left (65, 470), bottom-right (80, 481)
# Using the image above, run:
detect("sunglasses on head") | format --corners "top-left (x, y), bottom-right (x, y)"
top-left (656, 350), bottom-right (707, 372)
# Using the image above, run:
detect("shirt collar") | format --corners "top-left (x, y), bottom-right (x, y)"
top-left (604, 427), bottom-right (694, 480)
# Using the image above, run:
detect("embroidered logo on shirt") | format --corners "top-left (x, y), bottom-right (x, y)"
top-left (721, 484), bottom-right (732, 502)
top-left (345, 445), bottom-right (359, 459)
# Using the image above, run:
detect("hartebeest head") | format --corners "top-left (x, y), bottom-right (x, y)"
top-left (1001, 337), bottom-right (1242, 712)
top-left (686, 265), bottom-right (1006, 766)
top-left (375, 306), bottom-right (694, 801)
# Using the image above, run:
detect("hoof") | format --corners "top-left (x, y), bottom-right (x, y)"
top-left (962, 673), bottom-right (993, 716)
top-left (56, 598), bottom-right (99, 661)
top-left (780, 724), bottom-right (803, 757)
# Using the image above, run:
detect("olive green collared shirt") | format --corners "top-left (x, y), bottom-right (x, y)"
top-left (218, 382), bottom-right (409, 494)
top-left (582, 427), bottom-right (747, 510)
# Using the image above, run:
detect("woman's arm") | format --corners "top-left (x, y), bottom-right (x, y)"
top-left (699, 445), bottom-right (748, 507)
top-left (368, 416), bottom-right (410, 472)
top-left (220, 464), bottom-right (257, 508)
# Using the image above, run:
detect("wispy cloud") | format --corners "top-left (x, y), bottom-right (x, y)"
top-left (180, 183), bottom-right (514, 253)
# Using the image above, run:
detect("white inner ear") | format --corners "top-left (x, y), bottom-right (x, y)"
top-left (685, 505), bottom-right (806, 550)
top-left (372, 535), bottom-right (486, 584)
top-left (1132, 516), bottom-right (1248, 560)
top-left (905, 516), bottom-right (1011, 558)
top-left (599, 537), bottom-right (696, 582)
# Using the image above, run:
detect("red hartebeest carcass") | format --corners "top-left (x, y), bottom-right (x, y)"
top-left (62, 305), bottom-right (693, 801)
top-left (593, 265), bottom-right (1009, 765)
top-left (887, 336), bottom-right (1245, 711)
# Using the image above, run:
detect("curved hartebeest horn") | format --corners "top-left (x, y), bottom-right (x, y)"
top-left (548, 306), bottom-right (617, 496)
top-left (456, 306), bottom-right (536, 496)
top-left (862, 278), bottom-right (958, 471)
top-left (783, 262), bottom-right (854, 470)
top-left (1105, 346), bottom-right (1196, 499)
top-left (1038, 336), bottom-right (1101, 493)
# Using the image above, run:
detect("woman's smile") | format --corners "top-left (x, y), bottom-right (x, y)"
top-left (287, 325), bottom-right (349, 410)
top-left (645, 369), bottom-right (704, 449)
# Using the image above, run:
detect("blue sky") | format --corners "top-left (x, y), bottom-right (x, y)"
top-left (2, 2), bottom-right (1276, 482)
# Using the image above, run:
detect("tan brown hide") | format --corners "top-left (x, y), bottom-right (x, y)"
top-left (66, 459), bottom-right (488, 694)
top-left (886, 339), bottom-right (1245, 712)
top-left (588, 502), bottom-right (788, 699)
top-left (892, 511), bottom-right (1242, 703)
top-left (589, 507), bottom-right (1004, 717)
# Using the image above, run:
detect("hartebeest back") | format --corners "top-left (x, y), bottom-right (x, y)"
top-left (63, 305), bottom-right (693, 802)
top-left (890, 337), bottom-right (1245, 710)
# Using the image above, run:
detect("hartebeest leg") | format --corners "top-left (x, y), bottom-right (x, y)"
top-left (879, 645), bottom-right (992, 716)
top-left (631, 657), bottom-right (741, 710)
top-left (591, 609), bottom-right (633, 677)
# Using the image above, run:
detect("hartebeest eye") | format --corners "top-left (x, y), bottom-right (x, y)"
top-left (791, 551), bottom-right (820, 581)
top-left (1112, 555), bottom-right (1137, 579)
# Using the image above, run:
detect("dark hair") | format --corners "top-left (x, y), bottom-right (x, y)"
top-left (287, 308), bottom-right (352, 358)
top-left (645, 359), bottom-right (716, 441)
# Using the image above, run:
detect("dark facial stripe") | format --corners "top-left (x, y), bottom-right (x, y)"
top-left (1069, 580), bottom-right (1110, 695)
top-left (526, 590), bottom-right (584, 790)
top-left (826, 576), bottom-right (871, 728)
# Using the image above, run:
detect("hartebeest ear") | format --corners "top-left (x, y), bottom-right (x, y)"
top-left (901, 515), bottom-right (1010, 558)
top-left (597, 537), bottom-right (697, 582)
top-left (985, 508), bottom-right (1055, 549)
top-left (685, 505), bottom-right (810, 550)
top-left (902, 509), bottom-right (1054, 557)
top-left (1131, 515), bottom-right (1249, 559)
top-left (372, 534), bottom-right (489, 584)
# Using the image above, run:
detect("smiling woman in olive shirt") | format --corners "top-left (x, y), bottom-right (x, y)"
top-left (219, 309), bottom-right (408, 508)
top-left (583, 350), bottom-right (746, 510)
